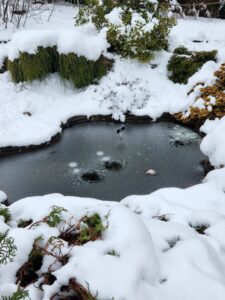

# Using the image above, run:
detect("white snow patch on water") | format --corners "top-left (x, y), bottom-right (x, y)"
top-left (72, 168), bottom-right (81, 174)
top-left (68, 162), bottom-right (78, 168)
top-left (100, 156), bottom-right (111, 162)
top-left (96, 151), bottom-right (104, 156)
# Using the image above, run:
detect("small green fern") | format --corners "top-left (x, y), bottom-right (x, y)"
top-left (0, 205), bottom-right (11, 224)
top-left (47, 206), bottom-right (67, 227)
top-left (0, 231), bottom-right (17, 265)
top-left (1, 290), bottom-right (30, 300)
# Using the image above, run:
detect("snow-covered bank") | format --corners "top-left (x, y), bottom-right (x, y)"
top-left (0, 195), bottom-right (159, 300)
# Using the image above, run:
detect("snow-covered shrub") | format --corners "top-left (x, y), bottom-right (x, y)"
top-left (75, 0), bottom-right (176, 62)
top-left (176, 63), bottom-right (225, 124)
top-left (6, 30), bottom-right (112, 87)
top-left (58, 53), bottom-right (113, 88)
top-left (168, 47), bottom-right (217, 84)
top-left (7, 47), bottom-right (112, 87)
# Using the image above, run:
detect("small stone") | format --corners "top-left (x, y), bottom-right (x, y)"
top-left (146, 169), bottom-right (157, 176)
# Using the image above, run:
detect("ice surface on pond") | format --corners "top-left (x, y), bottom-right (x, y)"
top-left (0, 123), bottom-right (205, 202)
top-left (169, 124), bottom-right (201, 146)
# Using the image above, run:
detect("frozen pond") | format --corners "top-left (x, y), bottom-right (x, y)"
top-left (0, 122), bottom-right (206, 203)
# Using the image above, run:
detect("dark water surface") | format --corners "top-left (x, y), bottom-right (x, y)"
top-left (0, 122), bottom-right (206, 203)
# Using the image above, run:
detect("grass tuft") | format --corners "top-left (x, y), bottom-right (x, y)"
top-left (8, 47), bottom-right (113, 88)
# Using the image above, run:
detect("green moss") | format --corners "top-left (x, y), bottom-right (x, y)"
top-left (8, 46), bottom-right (58, 83)
top-left (168, 48), bottom-right (217, 84)
top-left (58, 53), bottom-right (112, 88)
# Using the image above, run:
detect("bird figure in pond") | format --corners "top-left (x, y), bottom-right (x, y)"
top-left (116, 126), bottom-right (125, 141)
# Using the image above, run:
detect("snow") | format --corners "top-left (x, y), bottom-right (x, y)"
top-left (8, 28), bottom-right (109, 61)
top-left (0, 191), bottom-right (7, 203)
top-left (0, 195), bottom-right (159, 300)
top-left (146, 169), bottom-right (157, 175)
top-left (96, 151), bottom-right (104, 156)
top-left (200, 117), bottom-right (225, 167)
top-left (122, 180), bottom-right (225, 300)
top-left (1, 3), bottom-right (225, 299)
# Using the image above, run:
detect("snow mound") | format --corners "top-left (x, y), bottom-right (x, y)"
top-left (0, 194), bottom-right (158, 300)
top-left (8, 28), bottom-right (109, 61)
top-left (0, 191), bottom-right (7, 203)
top-left (122, 180), bottom-right (225, 300)
top-left (200, 117), bottom-right (225, 167)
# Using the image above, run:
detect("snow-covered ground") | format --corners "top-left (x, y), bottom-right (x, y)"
top-left (1, 3), bottom-right (225, 299)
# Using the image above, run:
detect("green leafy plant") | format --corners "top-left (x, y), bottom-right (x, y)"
top-left (75, 0), bottom-right (176, 62)
top-left (0, 231), bottom-right (17, 265)
top-left (1, 290), bottom-right (30, 300)
top-left (168, 47), bottom-right (217, 84)
top-left (79, 213), bottom-right (105, 243)
top-left (60, 213), bottom-right (105, 245)
top-left (0, 205), bottom-right (11, 224)
top-left (46, 206), bottom-right (67, 227)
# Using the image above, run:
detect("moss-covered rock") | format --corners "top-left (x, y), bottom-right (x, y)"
top-left (175, 63), bottom-right (225, 124)
top-left (168, 47), bottom-right (217, 84)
